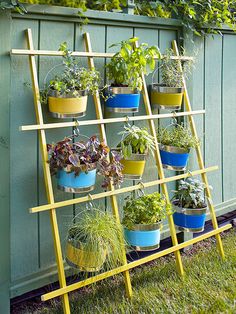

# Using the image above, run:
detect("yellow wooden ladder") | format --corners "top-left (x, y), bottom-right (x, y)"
top-left (11, 29), bottom-right (232, 314)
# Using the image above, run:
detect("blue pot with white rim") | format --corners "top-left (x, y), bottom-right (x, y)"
top-left (57, 164), bottom-right (97, 193)
top-left (159, 144), bottom-right (190, 171)
top-left (124, 222), bottom-right (162, 251)
top-left (105, 86), bottom-right (140, 113)
top-left (172, 201), bottom-right (207, 233)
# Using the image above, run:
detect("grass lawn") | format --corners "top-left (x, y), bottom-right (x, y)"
top-left (14, 229), bottom-right (236, 314)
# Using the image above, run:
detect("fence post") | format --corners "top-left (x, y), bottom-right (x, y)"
top-left (0, 9), bottom-right (12, 314)
top-left (123, 0), bottom-right (135, 14)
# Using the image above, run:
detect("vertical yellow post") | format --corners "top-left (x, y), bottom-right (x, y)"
top-left (136, 42), bottom-right (184, 276)
top-left (172, 40), bottom-right (225, 259)
top-left (26, 29), bottom-right (71, 313)
top-left (83, 32), bottom-right (133, 298)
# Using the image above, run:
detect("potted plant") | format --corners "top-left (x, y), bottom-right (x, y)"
top-left (151, 48), bottom-right (193, 110)
top-left (122, 192), bottom-right (170, 251)
top-left (114, 124), bottom-right (155, 179)
top-left (41, 42), bottom-right (101, 119)
top-left (66, 209), bottom-right (125, 271)
top-left (105, 37), bottom-right (161, 113)
top-left (47, 135), bottom-right (123, 193)
top-left (172, 178), bottom-right (208, 233)
top-left (156, 124), bottom-right (199, 171)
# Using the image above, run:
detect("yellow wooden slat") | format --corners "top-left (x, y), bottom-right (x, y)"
top-left (26, 29), bottom-right (71, 314)
top-left (41, 223), bottom-right (232, 301)
top-left (30, 166), bottom-right (218, 214)
top-left (20, 110), bottom-right (206, 132)
top-left (172, 40), bottom-right (225, 259)
top-left (83, 32), bottom-right (133, 298)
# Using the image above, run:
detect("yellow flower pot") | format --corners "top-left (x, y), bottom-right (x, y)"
top-left (121, 154), bottom-right (147, 180)
top-left (65, 239), bottom-right (106, 272)
top-left (151, 84), bottom-right (184, 110)
top-left (48, 90), bottom-right (88, 118)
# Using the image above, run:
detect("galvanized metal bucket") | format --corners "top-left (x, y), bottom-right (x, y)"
top-left (105, 86), bottom-right (140, 113)
top-left (57, 164), bottom-right (97, 193)
top-left (48, 89), bottom-right (88, 118)
top-left (124, 222), bottom-right (162, 251)
top-left (151, 83), bottom-right (184, 110)
top-left (65, 237), bottom-right (106, 271)
top-left (172, 201), bottom-right (207, 233)
top-left (159, 144), bottom-right (190, 171)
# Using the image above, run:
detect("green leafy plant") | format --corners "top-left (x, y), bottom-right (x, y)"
top-left (172, 178), bottom-right (209, 209)
top-left (41, 42), bottom-right (102, 104)
top-left (158, 48), bottom-right (193, 88)
top-left (122, 192), bottom-right (171, 229)
top-left (0, 0), bottom-right (27, 14)
top-left (47, 135), bottom-right (124, 188)
top-left (106, 37), bottom-right (161, 90)
top-left (68, 208), bottom-right (126, 270)
top-left (117, 124), bottom-right (155, 158)
top-left (156, 124), bottom-right (199, 150)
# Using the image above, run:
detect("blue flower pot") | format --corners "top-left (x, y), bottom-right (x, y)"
top-left (159, 144), bottom-right (190, 171)
top-left (172, 202), bottom-right (207, 233)
top-left (57, 166), bottom-right (97, 193)
top-left (105, 86), bottom-right (140, 113)
top-left (124, 222), bottom-right (162, 251)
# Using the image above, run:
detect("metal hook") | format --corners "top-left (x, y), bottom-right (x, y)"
top-left (86, 194), bottom-right (94, 211)
top-left (171, 111), bottom-right (178, 126)
top-left (137, 182), bottom-right (145, 197)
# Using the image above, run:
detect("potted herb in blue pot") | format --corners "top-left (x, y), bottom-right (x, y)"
top-left (122, 192), bottom-right (170, 251)
top-left (105, 37), bottom-right (161, 113)
top-left (156, 124), bottom-right (199, 171)
top-left (172, 178), bottom-right (208, 233)
top-left (47, 135), bottom-right (123, 193)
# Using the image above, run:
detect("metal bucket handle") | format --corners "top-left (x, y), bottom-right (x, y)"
top-left (43, 62), bottom-right (64, 87)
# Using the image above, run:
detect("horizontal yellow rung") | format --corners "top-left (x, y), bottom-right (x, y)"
top-left (20, 110), bottom-right (205, 132)
top-left (11, 48), bottom-right (193, 61)
top-left (41, 223), bottom-right (232, 301)
top-left (30, 166), bottom-right (218, 214)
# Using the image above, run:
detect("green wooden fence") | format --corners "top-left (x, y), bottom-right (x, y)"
top-left (0, 5), bottom-right (235, 313)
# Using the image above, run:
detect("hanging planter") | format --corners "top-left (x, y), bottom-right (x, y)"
top-left (48, 90), bottom-right (88, 118)
top-left (122, 192), bottom-right (170, 251)
top-left (172, 178), bottom-right (208, 233)
top-left (156, 123), bottom-right (199, 171)
top-left (115, 124), bottom-right (155, 180)
top-left (105, 37), bottom-right (161, 114)
top-left (57, 164), bottom-right (96, 193)
top-left (65, 209), bottom-right (126, 272)
top-left (151, 84), bottom-right (184, 110)
top-left (47, 135), bottom-right (124, 193)
top-left (41, 42), bottom-right (101, 119)
top-left (150, 48), bottom-right (193, 110)
top-left (105, 86), bottom-right (140, 113)
top-left (120, 153), bottom-right (146, 180)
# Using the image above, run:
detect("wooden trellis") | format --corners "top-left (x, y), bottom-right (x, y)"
top-left (11, 29), bottom-right (232, 314)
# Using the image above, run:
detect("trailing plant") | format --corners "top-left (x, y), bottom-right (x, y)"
top-left (41, 42), bottom-right (101, 104)
top-left (158, 48), bottom-right (193, 88)
top-left (156, 124), bottom-right (199, 150)
top-left (117, 124), bottom-right (155, 158)
top-left (122, 192), bottom-right (171, 229)
top-left (0, 0), bottom-right (27, 14)
top-left (172, 178), bottom-right (209, 209)
top-left (106, 37), bottom-right (161, 90)
top-left (47, 135), bottom-right (123, 188)
top-left (68, 208), bottom-right (126, 269)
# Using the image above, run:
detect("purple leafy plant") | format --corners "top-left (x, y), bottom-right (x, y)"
top-left (47, 135), bottom-right (123, 188)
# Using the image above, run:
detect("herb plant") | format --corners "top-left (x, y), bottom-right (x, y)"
top-left (172, 178), bottom-right (208, 209)
top-left (47, 135), bottom-right (123, 188)
top-left (68, 209), bottom-right (126, 270)
top-left (158, 48), bottom-right (193, 88)
top-left (41, 42), bottom-right (101, 104)
top-left (117, 124), bottom-right (155, 158)
top-left (106, 37), bottom-right (161, 90)
top-left (157, 124), bottom-right (199, 150)
top-left (122, 192), bottom-right (171, 229)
